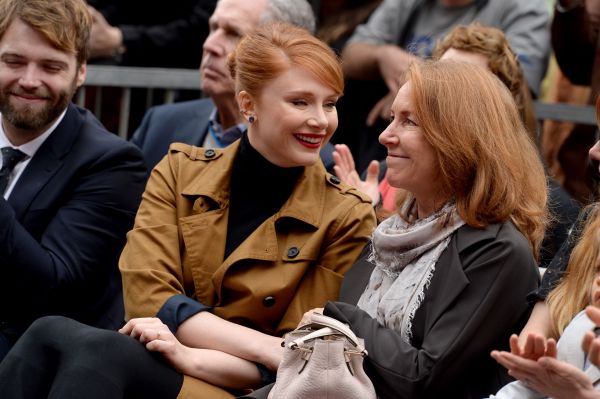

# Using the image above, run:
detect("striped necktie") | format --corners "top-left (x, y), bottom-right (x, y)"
top-left (0, 147), bottom-right (27, 195)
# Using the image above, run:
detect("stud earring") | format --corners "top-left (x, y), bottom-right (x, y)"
top-left (248, 115), bottom-right (255, 124)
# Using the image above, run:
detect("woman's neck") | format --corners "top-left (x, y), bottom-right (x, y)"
top-left (414, 195), bottom-right (451, 219)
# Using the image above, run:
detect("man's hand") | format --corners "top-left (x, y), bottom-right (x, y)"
top-left (586, 0), bottom-right (600, 24)
top-left (87, 6), bottom-right (124, 59)
top-left (367, 90), bottom-right (396, 127)
top-left (374, 45), bottom-right (416, 95)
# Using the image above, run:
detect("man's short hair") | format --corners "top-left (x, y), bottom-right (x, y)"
top-left (261, 0), bottom-right (316, 34)
top-left (0, 0), bottom-right (91, 65)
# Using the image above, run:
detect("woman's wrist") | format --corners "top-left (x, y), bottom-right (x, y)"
top-left (252, 335), bottom-right (283, 371)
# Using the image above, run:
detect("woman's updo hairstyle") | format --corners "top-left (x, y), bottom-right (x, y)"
top-left (227, 22), bottom-right (344, 98)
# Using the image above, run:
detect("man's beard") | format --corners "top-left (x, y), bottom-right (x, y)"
top-left (0, 78), bottom-right (77, 132)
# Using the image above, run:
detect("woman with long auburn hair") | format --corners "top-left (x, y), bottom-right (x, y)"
top-left (250, 60), bottom-right (548, 399)
top-left (398, 60), bottom-right (547, 255)
top-left (333, 25), bottom-right (570, 266)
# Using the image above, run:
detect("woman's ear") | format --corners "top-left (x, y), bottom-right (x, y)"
top-left (237, 91), bottom-right (255, 120)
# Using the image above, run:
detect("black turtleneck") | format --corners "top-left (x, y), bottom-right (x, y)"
top-left (224, 133), bottom-right (304, 259)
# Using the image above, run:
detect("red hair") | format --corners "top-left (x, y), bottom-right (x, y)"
top-left (227, 22), bottom-right (343, 97)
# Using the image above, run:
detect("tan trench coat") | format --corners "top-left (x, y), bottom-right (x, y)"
top-left (119, 141), bottom-right (376, 398)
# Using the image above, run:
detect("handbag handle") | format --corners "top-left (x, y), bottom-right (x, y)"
top-left (288, 313), bottom-right (368, 355)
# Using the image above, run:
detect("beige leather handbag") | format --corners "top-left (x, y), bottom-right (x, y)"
top-left (267, 313), bottom-right (376, 399)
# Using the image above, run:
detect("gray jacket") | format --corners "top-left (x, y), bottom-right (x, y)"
top-left (348, 0), bottom-right (550, 95)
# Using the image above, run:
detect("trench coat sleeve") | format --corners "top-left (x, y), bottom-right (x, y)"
top-left (120, 150), bottom-right (191, 321)
top-left (552, 2), bottom-right (596, 86)
top-left (324, 223), bottom-right (538, 398)
top-left (276, 202), bottom-right (376, 333)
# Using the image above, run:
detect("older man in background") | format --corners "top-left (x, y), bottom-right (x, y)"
top-left (130, 0), bottom-right (333, 173)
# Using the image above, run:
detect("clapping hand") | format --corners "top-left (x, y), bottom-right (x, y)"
top-left (332, 144), bottom-right (381, 205)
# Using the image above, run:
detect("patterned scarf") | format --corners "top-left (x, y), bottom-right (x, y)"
top-left (357, 198), bottom-right (464, 343)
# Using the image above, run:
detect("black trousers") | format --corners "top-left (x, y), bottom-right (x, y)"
top-left (0, 316), bottom-right (183, 399)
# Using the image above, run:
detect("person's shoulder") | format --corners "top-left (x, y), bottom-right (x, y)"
top-left (452, 221), bottom-right (538, 279)
top-left (146, 98), bottom-right (213, 118)
top-left (166, 142), bottom-right (225, 162)
top-left (69, 105), bottom-right (142, 156)
top-left (48, 106), bottom-right (146, 189)
top-left (455, 220), bottom-right (531, 256)
top-left (321, 171), bottom-right (374, 206)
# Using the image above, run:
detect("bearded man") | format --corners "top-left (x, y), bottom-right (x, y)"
top-left (0, 0), bottom-right (146, 360)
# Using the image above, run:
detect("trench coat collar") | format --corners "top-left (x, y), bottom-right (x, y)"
top-left (180, 140), bottom-right (327, 228)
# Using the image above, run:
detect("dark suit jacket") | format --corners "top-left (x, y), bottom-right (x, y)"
top-left (130, 98), bottom-right (336, 173)
top-left (325, 221), bottom-right (539, 399)
top-left (130, 98), bottom-right (213, 172)
top-left (0, 103), bottom-right (146, 338)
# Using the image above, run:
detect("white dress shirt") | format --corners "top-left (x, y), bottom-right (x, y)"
top-left (0, 109), bottom-right (66, 199)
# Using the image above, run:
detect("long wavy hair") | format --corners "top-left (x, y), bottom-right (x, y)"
top-left (394, 61), bottom-right (547, 257)
top-left (227, 22), bottom-right (344, 98)
top-left (547, 203), bottom-right (600, 335)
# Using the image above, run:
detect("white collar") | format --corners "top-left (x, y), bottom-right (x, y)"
top-left (0, 108), bottom-right (67, 158)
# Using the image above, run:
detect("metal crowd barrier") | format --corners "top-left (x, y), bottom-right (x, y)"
top-left (78, 65), bottom-right (598, 139)
top-left (534, 101), bottom-right (597, 126)
top-left (78, 65), bottom-right (201, 138)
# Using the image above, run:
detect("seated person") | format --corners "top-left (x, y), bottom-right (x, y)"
top-left (248, 60), bottom-right (548, 398)
top-left (0, 0), bottom-right (146, 359)
top-left (333, 23), bottom-right (579, 267)
top-left (490, 201), bottom-right (600, 398)
top-left (0, 22), bottom-right (376, 399)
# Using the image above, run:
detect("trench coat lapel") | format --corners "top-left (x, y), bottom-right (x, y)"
top-left (213, 161), bottom-right (327, 291)
top-left (179, 141), bottom-right (328, 300)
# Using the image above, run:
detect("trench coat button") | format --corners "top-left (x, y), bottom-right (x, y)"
top-left (263, 296), bottom-right (276, 307)
top-left (204, 149), bottom-right (216, 158)
top-left (287, 246), bottom-right (299, 258)
top-left (329, 175), bottom-right (340, 185)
